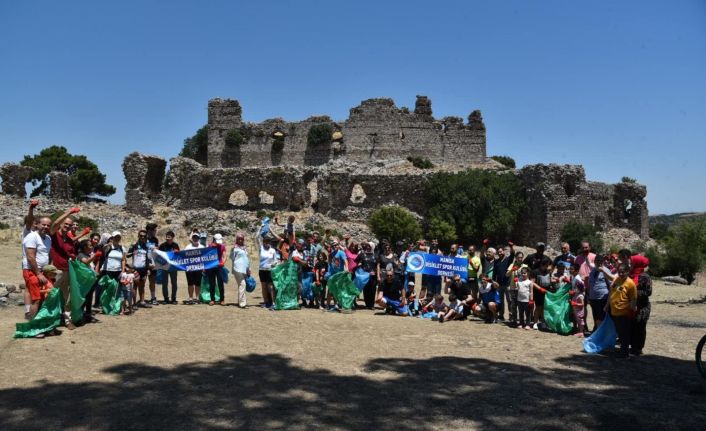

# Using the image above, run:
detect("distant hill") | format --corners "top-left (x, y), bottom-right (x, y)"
top-left (649, 212), bottom-right (706, 228)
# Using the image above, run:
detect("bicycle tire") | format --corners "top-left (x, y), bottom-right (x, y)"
top-left (697, 334), bottom-right (706, 379)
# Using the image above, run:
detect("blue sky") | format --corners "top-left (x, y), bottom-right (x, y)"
top-left (1, 1), bottom-right (705, 214)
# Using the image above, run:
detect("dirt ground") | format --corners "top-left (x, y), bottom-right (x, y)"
top-left (0, 236), bottom-right (705, 430)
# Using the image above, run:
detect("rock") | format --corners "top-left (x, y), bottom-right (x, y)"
top-left (0, 287), bottom-right (8, 298)
top-left (662, 276), bottom-right (688, 285)
top-left (0, 297), bottom-right (7, 306)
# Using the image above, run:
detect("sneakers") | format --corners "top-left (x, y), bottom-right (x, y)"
top-left (65, 321), bottom-right (76, 330)
top-left (139, 301), bottom-right (152, 308)
top-left (532, 323), bottom-right (539, 330)
top-left (149, 298), bottom-right (159, 306)
top-left (525, 326), bottom-right (532, 330)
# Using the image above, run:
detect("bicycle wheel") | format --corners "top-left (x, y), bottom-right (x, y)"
top-left (697, 334), bottom-right (706, 379)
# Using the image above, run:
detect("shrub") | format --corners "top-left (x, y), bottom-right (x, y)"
top-left (560, 220), bottom-right (604, 254)
top-left (621, 176), bottom-right (637, 183)
top-left (424, 170), bottom-right (526, 243)
top-left (272, 137), bottom-right (285, 152)
top-left (0, 222), bottom-right (10, 229)
top-left (650, 222), bottom-right (672, 242)
top-left (426, 216), bottom-right (456, 247)
top-left (407, 156), bottom-right (434, 169)
top-left (490, 155), bottom-right (516, 169)
top-left (225, 129), bottom-right (245, 147)
top-left (368, 205), bottom-right (422, 245)
top-left (307, 124), bottom-right (333, 147)
top-left (663, 219), bottom-right (706, 284)
top-left (76, 216), bottom-right (99, 232)
top-left (633, 241), bottom-right (668, 277)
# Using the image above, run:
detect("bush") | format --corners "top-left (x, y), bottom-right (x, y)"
top-left (407, 156), bottom-right (434, 169)
top-left (76, 216), bottom-right (99, 232)
top-left (0, 222), bottom-right (10, 229)
top-left (424, 170), bottom-right (525, 243)
top-left (490, 155), bottom-right (516, 169)
top-left (426, 216), bottom-right (456, 247)
top-left (560, 221), bottom-right (604, 254)
top-left (368, 205), bottom-right (422, 245)
top-left (179, 125), bottom-right (208, 164)
top-left (650, 222), bottom-right (672, 242)
top-left (633, 241), bottom-right (668, 277)
top-left (225, 129), bottom-right (245, 147)
top-left (621, 176), bottom-right (637, 183)
top-left (272, 137), bottom-right (285, 152)
top-left (307, 124), bottom-right (333, 147)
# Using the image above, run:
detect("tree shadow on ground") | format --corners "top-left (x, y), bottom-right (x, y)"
top-left (0, 352), bottom-right (703, 430)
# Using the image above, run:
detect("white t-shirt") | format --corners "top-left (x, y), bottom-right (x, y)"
top-left (259, 245), bottom-right (277, 270)
top-left (517, 279), bottom-right (532, 302)
top-left (105, 245), bottom-right (125, 272)
top-left (22, 231), bottom-right (51, 270)
top-left (185, 243), bottom-right (205, 251)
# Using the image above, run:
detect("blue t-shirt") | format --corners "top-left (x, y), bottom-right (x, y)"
top-left (330, 249), bottom-right (347, 274)
top-left (588, 268), bottom-right (610, 300)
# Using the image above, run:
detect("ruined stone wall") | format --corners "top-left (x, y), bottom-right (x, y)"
top-left (206, 96), bottom-right (486, 169)
top-left (122, 152), bottom-right (167, 216)
top-left (47, 171), bottom-right (71, 200)
top-left (0, 163), bottom-right (32, 198)
top-left (516, 164), bottom-right (649, 247)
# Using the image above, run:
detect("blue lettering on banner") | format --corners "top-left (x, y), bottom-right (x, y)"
top-left (405, 252), bottom-right (468, 278)
top-left (151, 247), bottom-right (220, 271)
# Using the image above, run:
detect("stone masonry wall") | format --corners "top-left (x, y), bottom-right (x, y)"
top-left (206, 96), bottom-right (486, 169)
top-left (0, 163), bottom-right (33, 198)
top-left (122, 152), bottom-right (167, 216)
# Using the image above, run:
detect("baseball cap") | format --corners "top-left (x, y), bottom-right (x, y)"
top-left (42, 264), bottom-right (58, 274)
top-left (111, 231), bottom-right (122, 238)
top-left (536, 242), bottom-right (546, 249)
top-left (191, 232), bottom-right (200, 239)
top-left (407, 281), bottom-right (415, 287)
top-left (213, 233), bottom-right (224, 244)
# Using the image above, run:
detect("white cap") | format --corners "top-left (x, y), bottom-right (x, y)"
top-left (111, 231), bottom-right (122, 238)
top-left (213, 233), bottom-right (223, 244)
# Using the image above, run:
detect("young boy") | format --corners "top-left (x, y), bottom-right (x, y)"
top-left (120, 265), bottom-right (138, 315)
top-left (424, 294), bottom-right (448, 322)
top-left (442, 293), bottom-right (464, 322)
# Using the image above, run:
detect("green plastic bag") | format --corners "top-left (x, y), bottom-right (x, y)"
top-left (199, 273), bottom-right (221, 303)
top-left (327, 271), bottom-right (359, 310)
top-left (272, 261), bottom-right (300, 310)
top-left (544, 283), bottom-right (573, 335)
top-left (99, 275), bottom-right (122, 315)
top-left (69, 260), bottom-right (97, 323)
top-left (14, 287), bottom-right (63, 338)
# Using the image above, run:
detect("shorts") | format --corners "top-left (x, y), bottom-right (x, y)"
top-left (135, 267), bottom-right (148, 278)
top-left (186, 270), bottom-right (203, 286)
top-left (259, 270), bottom-right (272, 283)
top-left (481, 290), bottom-right (501, 306)
top-left (382, 296), bottom-right (409, 315)
top-left (120, 285), bottom-right (133, 301)
top-left (22, 269), bottom-right (42, 301)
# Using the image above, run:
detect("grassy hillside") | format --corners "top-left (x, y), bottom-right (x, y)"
top-left (649, 212), bottom-right (706, 228)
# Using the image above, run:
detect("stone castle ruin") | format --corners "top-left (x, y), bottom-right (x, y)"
top-left (0, 95), bottom-right (649, 247)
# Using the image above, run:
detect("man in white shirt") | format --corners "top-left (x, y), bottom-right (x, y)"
top-left (22, 216), bottom-right (52, 319)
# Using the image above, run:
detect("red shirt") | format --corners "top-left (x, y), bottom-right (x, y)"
top-left (50, 231), bottom-right (75, 271)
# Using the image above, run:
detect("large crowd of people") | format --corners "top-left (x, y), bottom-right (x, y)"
top-left (18, 202), bottom-right (653, 358)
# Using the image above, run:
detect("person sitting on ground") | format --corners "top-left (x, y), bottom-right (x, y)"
top-left (375, 270), bottom-right (408, 316)
top-left (119, 265), bottom-right (137, 315)
top-left (443, 293), bottom-right (464, 322)
top-left (424, 293), bottom-right (448, 322)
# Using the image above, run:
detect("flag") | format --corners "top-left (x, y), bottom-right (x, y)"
top-left (272, 261), bottom-right (300, 310)
top-left (327, 271), bottom-right (359, 310)
top-left (14, 288), bottom-right (63, 338)
top-left (543, 283), bottom-right (573, 335)
top-left (69, 260), bottom-right (97, 323)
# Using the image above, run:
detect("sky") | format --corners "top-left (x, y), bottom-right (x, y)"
top-left (1, 1), bottom-right (705, 215)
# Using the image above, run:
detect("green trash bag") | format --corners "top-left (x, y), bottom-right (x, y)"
top-left (327, 271), bottom-right (359, 310)
top-left (14, 287), bottom-right (63, 338)
top-left (544, 282), bottom-right (573, 335)
top-left (99, 275), bottom-right (122, 315)
top-left (199, 273), bottom-right (221, 303)
top-left (272, 261), bottom-right (300, 310)
top-left (69, 260), bottom-right (97, 323)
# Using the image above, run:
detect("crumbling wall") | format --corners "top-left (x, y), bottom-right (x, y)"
top-left (0, 163), bottom-right (32, 198)
top-left (516, 164), bottom-right (649, 247)
top-left (122, 152), bottom-right (166, 216)
top-left (47, 171), bottom-right (71, 200)
top-left (206, 95), bottom-right (487, 169)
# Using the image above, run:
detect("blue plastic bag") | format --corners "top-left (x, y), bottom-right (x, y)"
top-left (221, 267), bottom-right (229, 284)
top-left (301, 271), bottom-right (315, 300)
top-left (155, 269), bottom-right (164, 284)
top-left (583, 315), bottom-right (617, 354)
top-left (353, 268), bottom-right (370, 292)
top-left (245, 275), bottom-right (257, 293)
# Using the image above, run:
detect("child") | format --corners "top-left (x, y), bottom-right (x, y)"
top-left (515, 267), bottom-right (534, 330)
top-left (120, 266), bottom-right (138, 315)
top-left (424, 294), bottom-right (448, 322)
top-left (443, 293), bottom-right (464, 322)
top-left (314, 251), bottom-right (328, 310)
top-left (532, 261), bottom-right (553, 329)
top-left (275, 215), bottom-right (296, 243)
top-left (569, 263), bottom-right (586, 337)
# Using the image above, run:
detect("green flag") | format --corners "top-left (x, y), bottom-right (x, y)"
top-left (199, 273), bottom-right (221, 303)
top-left (14, 287), bottom-right (63, 338)
top-left (272, 261), bottom-right (300, 310)
top-left (544, 282), bottom-right (573, 335)
top-left (99, 275), bottom-right (122, 315)
top-left (69, 260), bottom-right (97, 323)
top-left (327, 271), bottom-right (359, 310)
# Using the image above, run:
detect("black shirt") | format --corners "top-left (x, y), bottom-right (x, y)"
top-left (381, 277), bottom-right (403, 301)
top-left (523, 252), bottom-right (551, 271)
top-left (448, 279), bottom-right (470, 300)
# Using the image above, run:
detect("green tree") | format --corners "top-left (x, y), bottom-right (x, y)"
top-left (424, 170), bottom-right (526, 243)
top-left (179, 125), bottom-right (208, 164)
top-left (426, 216), bottom-right (456, 247)
top-left (664, 219), bottom-right (706, 284)
top-left (21, 146), bottom-right (115, 200)
top-left (368, 205), bottom-right (422, 244)
top-left (559, 220), bottom-right (604, 254)
top-left (307, 124), bottom-right (333, 147)
top-left (490, 155), bottom-right (516, 169)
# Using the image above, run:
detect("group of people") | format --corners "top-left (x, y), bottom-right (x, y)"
top-left (19, 203), bottom-right (653, 358)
